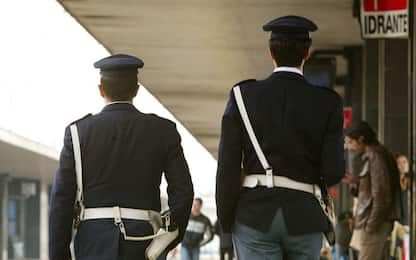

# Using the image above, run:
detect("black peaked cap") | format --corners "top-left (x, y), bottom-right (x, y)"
top-left (263, 15), bottom-right (318, 40)
top-left (94, 54), bottom-right (144, 77)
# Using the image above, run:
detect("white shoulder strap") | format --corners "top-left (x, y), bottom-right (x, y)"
top-left (233, 86), bottom-right (274, 188)
top-left (70, 124), bottom-right (83, 204)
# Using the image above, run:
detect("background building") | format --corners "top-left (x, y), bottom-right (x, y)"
top-left (0, 0), bottom-right (415, 258)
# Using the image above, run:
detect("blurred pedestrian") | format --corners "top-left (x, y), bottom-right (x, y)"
top-left (181, 198), bottom-right (213, 260)
top-left (396, 154), bottom-right (411, 225)
top-left (389, 154), bottom-right (412, 259)
top-left (345, 122), bottom-right (402, 260)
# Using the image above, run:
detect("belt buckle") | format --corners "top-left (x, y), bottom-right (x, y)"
top-left (266, 168), bottom-right (274, 188)
top-left (162, 212), bottom-right (171, 231)
top-left (113, 206), bottom-right (122, 225)
top-left (73, 203), bottom-right (81, 228)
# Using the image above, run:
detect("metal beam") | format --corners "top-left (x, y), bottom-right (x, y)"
top-left (40, 180), bottom-right (49, 260)
top-left (362, 43), bottom-right (367, 121)
top-left (409, 0), bottom-right (416, 257)
top-left (378, 39), bottom-right (385, 143)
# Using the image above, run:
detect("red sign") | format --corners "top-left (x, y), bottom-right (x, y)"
top-left (361, 0), bottom-right (408, 39)
top-left (363, 0), bottom-right (407, 12)
top-left (343, 107), bottom-right (352, 130)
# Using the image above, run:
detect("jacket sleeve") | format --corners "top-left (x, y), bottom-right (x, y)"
top-left (163, 124), bottom-right (194, 249)
top-left (216, 89), bottom-right (243, 233)
top-left (365, 152), bottom-right (392, 233)
top-left (49, 127), bottom-right (76, 260)
top-left (320, 96), bottom-right (345, 187)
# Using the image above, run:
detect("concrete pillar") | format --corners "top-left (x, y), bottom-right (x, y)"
top-left (362, 38), bottom-right (409, 153)
top-left (363, 31), bottom-right (411, 256)
top-left (1, 177), bottom-right (8, 260)
top-left (377, 40), bottom-right (385, 143)
top-left (345, 46), bottom-right (363, 127)
top-left (408, 0), bottom-right (416, 257)
top-left (384, 39), bottom-right (409, 154)
top-left (363, 40), bottom-right (380, 132)
top-left (40, 179), bottom-right (49, 260)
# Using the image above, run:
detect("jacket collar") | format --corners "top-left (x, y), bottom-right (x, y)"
top-left (273, 66), bottom-right (303, 75)
top-left (101, 102), bottom-right (137, 112)
top-left (271, 70), bottom-right (305, 81)
top-left (362, 144), bottom-right (383, 161)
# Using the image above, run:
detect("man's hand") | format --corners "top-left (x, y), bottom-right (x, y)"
top-left (328, 187), bottom-right (338, 199)
top-left (342, 172), bottom-right (357, 188)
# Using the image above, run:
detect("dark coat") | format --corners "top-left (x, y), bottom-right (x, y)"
top-left (216, 71), bottom-right (345, 235)
top-left (49, 103), bottom-right (194, 260)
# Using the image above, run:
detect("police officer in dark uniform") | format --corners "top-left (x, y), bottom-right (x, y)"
top-left (216, 16), bottom-right (345, 259)
top-left (49, 54), bottom-right (194, 260)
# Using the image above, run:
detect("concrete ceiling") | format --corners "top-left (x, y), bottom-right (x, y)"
top-left (0, 129), bottom-right (58, 183)
top-left (58, 0), bottom-right (362, 157)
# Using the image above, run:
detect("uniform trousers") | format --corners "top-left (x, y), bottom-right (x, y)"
top-left (232, 208), bottom-right (322, 260)
top-left (75, 219), bottom-right (168, 260)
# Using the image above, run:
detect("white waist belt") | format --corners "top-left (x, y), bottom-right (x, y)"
top-left (83, 206), bottom-right (159, 221)
top-left (242, 175), bottom-right (321, 197)
top-left (82, 206), bottom-right (167, 242)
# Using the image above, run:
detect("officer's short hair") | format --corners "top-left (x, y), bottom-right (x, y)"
top-left (269, 38), bottom-right (311, 67)
top-left (101, 76), bottom-right (139, 101)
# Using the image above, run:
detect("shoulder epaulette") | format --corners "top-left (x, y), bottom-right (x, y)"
top-left (145, 113), bottom-right (176, 126)
top-left (69, 113), bottom-right (92, 126)
top-left (233, 79), bottom-right (256, 87)
top-left (312, 84), bottom-right (341, 96)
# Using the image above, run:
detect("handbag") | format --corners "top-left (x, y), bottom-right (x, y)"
top-left (349, 229), bottom-right (362, 251)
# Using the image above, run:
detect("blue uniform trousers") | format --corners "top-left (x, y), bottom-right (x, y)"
top-left (233, 208), bottom-right (322, 260)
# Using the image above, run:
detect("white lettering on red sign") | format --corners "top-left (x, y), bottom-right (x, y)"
top-left (361, 0), bottom-right (408, 39)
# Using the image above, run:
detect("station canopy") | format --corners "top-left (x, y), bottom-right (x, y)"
top-left (59, 0), bottom-right (362, 157)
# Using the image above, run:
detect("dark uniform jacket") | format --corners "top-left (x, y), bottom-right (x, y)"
top-left (49, 103), bottom-right (194, 260)
top-left (216, 71), bottom-right (345, 235)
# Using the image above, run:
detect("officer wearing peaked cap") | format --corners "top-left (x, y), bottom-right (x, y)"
top-left (49, 54), bottom-right (194, 260)
top-left (216, 16), bottom-right (345, 259)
